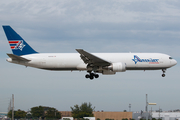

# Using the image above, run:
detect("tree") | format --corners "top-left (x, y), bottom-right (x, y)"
top-left (15, 109), bottom-right (26, 119)
top-left (31, 106), bottom-right (45, 119)
top-left (26, 113), bottom-right (32, 119)
top-left (7, 109), bottom-right (26, 119)
top-left (30, 106), bottom-right (61, 119)
top-left (7, 110), bottom-right (12, 118)
top-left (122, 118), bottom-right (128, 120)
top-left (71, 102), bottom-right (95, 118)
top-left (45, 107), bottom-right (61, 119)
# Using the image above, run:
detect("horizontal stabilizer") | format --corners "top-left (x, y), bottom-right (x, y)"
top-left (7, 53), bottom-right (31, 61)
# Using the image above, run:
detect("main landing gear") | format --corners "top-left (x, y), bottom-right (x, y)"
top-left (162, 69), bottom-right (166, 77)
top-left (85, 72), bottom-right (99, 80)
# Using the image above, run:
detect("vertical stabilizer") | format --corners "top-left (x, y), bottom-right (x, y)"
top-left (2, 25), bottom-right (38, 56)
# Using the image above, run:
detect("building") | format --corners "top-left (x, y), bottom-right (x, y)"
top-left (94, 111), bottom-right (132, 120)
top-left (60, 111), bottom-right (72, 117)
top-left (133, 112), bottom-right (180, 120)
top-left (60, 111), bottom-right (132, 120)
top-left (152, 112), bottom-right (180, 120)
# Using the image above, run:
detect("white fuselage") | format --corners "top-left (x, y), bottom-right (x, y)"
top-left (3, 26), bottom-right (177, 78)
top-left (7, 53), bottom-right (177, 72)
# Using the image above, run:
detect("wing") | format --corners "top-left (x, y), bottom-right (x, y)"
top-left (76, 49), bottom-right (111, 66)
top-left (7, 53), bottom-right (31, 61)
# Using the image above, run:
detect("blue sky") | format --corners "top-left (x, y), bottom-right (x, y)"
top-left (0, 0), bottom-right (180, 112)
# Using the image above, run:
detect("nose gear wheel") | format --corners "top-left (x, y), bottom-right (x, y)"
top-left (162, 69), bottom-right (166, 77)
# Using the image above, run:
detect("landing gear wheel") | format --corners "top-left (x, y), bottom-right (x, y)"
top-left (162, 74), bottom-right (165, 77)
top-left (85, 72), bottom-right (99, 80)
top-left (162, 69), bottom-right (166, 77)
top-left (89, 75), bottom-right (94, 80)
top-left (85, 74), bottom-right (90, 78)
top-left (90, 73), bottom-right (94, 76)
top-left (94, 74), bottom-right (99, 78)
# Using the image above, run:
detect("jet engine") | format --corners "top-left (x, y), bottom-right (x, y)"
top-left (108, 62), bottom-right (126, 72)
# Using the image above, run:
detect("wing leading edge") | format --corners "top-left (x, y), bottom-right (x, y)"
top-left (76, 49), bottom-right (111, 66)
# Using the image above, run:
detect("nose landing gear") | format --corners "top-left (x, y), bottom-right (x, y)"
top-left (162, 69), bottom-right (166, 77)
top-left (85, 72), bottom-right (99, 80)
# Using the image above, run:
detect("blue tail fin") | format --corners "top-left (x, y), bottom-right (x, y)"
top-left (2, 25), bottom-right (38, 56)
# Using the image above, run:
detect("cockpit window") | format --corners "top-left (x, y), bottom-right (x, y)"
top-left (169, 57), bottom-right (173, 59)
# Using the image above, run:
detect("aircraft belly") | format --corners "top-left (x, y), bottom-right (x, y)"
top-left (126, 67), bottom-right (168, 70)
top-left (28, 57), bottom-right (84, 70)
top-left (41, 68), bottom-right (79, 71)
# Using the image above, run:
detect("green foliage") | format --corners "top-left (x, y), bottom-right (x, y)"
top-left (140, 119), bottom-right (146, 120)
top-left (63, 118), bottom-right (71, 120)
top-left (7, 109), bottom-right (26, 119)
top-left (82, 119), bottom-right (90, 120)
top-left (30, 106), bottom-right (61, 119)
top-left (140, 119), bottom-right (150, 120)
top-left (8, 106), bottom-right (61, 119)
top-left (26, 113), bottom-right (32, 119)
top-left (97, 118), bottom-right (101, 120)
top-left (31, 106), bottom-right (44, 118)
top-left (71, 102), bottom-right (95, 118)
top-left (7, 110), bottom-right (12, 118)
top-left (46, 107), bottom-right (61, 119)
top-left (122, 118), bottom-right (128, 120)
top-left (15, 109), bottom-right (26, 119)
top-left (105, 119), bottom-right (114, 120)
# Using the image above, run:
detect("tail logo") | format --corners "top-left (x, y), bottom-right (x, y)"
top-left (9, 40), bottom-right (26, 51)
top-left (132, 55), bottom-right (159, 64)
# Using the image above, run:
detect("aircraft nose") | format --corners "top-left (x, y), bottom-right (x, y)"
top-left (172, 59), bottom-right (177, 66)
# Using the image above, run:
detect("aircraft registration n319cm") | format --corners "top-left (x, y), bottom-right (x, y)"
top-left (3, 26), bottom-right (177, 80)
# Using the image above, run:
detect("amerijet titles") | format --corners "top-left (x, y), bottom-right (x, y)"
top-left (132, 55), bottom-right (159, 64)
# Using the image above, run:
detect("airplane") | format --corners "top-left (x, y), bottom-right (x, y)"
top-left (2, 25), bottom-right (177, 80)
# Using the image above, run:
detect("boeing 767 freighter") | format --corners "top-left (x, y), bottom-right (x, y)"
top-left (3, 26), bottom-right (177, 80)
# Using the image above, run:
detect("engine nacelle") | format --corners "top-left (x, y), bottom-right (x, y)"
top-left (109, 62), bottom-right (126, 72)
